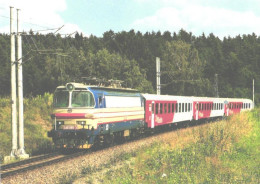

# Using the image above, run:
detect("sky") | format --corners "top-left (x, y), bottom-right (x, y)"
top-left (0, 0), bottom-right (260, 38)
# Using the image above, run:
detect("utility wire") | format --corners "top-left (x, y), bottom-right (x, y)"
top-left (0, 14), bottom-right (63, 33)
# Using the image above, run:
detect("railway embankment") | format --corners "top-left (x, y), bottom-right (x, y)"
top-left (73, 108), bottom-right (260, 183)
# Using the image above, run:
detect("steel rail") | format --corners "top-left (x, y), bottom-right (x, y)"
top-left (1, 150), bottom-right (87, 178)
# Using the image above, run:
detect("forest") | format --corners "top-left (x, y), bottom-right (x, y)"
top-left (0, 29), bottom-right (259, 105)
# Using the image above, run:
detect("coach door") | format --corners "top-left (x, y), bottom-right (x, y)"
top-left (224, 100), bottom-right (229, 116)
top-left (151, 101), bottom-right (155, 128)
top-left (195, 102), bottom-right (199, 120)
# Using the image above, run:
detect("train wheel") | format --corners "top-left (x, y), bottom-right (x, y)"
top-left (104, 134), bottom-right (115, 147)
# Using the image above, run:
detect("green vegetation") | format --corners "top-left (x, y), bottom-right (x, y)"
top-left (77, 109), bottom-right (260, 183)
top-left (0, 30), bottom-right (259, 104)
top-left (0, 93), bottom-right (53, 162)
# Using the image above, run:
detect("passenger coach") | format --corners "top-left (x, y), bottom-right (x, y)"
top-left (142, 94), bottom-right (253, 128)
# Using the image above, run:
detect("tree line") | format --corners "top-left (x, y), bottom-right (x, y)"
top-left (0, 29), bottom-right (259, 104)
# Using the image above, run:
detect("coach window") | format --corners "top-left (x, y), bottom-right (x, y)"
top-left (172, 103), bottom-right (174, 113)
top-left (160, 103), bottom-right (163, 114)
top-left (176, 103), bottom-right (178, 113)
top-left (152, 103), bottom-right (154, 114)
top-left (156, 103), bottom-right (159, 114)
top-left (182, 103), bottom-right (184, 112)
top-left (179, 103), bottom-right (181, 112)
top-left (164, 103), bottom-right (167, 114)
top-left (168, 103), bottom-right (171, 113)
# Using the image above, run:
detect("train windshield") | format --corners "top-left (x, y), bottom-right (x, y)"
top-left (53, 90), bottom-right (69, 107)
top-left (71, 91), bottom-right (95, 107)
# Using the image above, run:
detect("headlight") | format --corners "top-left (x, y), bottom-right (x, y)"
top-left (66, 83), bottom-right (74, 91)
top-left (56, 121), bottom-right (64, 125)
top-left (77, 121), bottom-right (86, 125)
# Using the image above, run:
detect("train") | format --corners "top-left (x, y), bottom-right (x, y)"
top-left (47, 82), bottom-right (253, 149)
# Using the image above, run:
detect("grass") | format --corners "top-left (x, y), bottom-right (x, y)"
top-left (0, 93), bottom-right (53, 162)
top-left (74, 108), bottom-right (260, 184)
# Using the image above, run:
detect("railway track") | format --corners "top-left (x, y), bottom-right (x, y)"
top-left (0, 150), bottom-right (87, 178)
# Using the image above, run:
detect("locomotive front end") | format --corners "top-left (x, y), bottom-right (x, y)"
top-left (48, 83), bottom-right (96, 149)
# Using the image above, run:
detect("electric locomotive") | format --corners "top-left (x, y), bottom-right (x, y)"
top-left (47, 82), bottom-right (145, 149)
